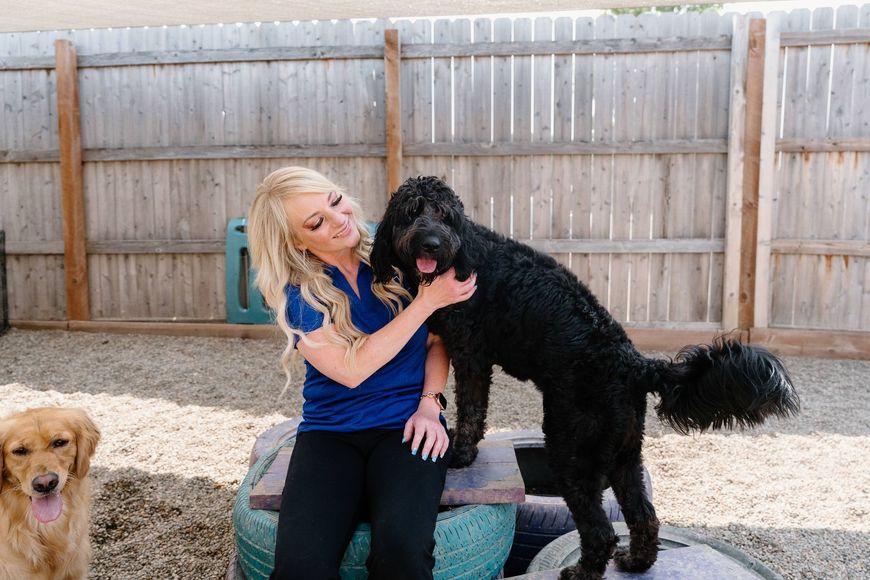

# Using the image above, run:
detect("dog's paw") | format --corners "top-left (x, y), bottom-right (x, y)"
top-left (448, 445), bottom-right (478, 468)
top-left (557, 564), bottom-right (602, 580)
top-left (613, 546), bottom-right (656, 573)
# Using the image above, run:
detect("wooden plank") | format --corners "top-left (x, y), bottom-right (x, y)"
top-left (738, 19), bottom-right (766, 330)
top-left (82, 143), bottom-right (386, 161)
top-left (771, 240), bottom-right (870, 257)
top-left (55, 39), bottom-right (90, 321)
top-left (780, 27), bottom-right (870, 47)
top-left (249, 438), bottom-right (526, 510)
top-left (723, 15), bottom-right (750, 330)
top-left (384, 29), bottom-right (402, 197)
top-left (776, 137), bottom-right (870, 152)
top-left (0, 36), bottom-right (734, 72)
top-left (491, 18), bottom-right (513, 237)
top-left (750, 327), bottom-right (870, 359)
top-left (401, 36), bottom-right (733, 58)
top-left (65, 320), bottom-right (282, 338)
top-left (550, 16), bottom-right (574, 269)
top-left (626, 326), bottom-right (748, 353)
top-left (406, 139), bottom-right (727, 155)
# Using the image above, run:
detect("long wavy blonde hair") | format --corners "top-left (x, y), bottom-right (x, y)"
top-left (247, 166), bottom-right (410, 389)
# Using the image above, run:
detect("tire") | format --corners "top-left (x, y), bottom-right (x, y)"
top-left (233, 438), bottom-right (517, 580)
top-left (487, 430), bottom-right (653, 577)
top-left (527, 523), bottom-right (781, 579)
top-left (248, 418), bottom-right (301, 467)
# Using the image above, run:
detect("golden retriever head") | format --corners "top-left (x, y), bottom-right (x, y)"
top-left (0, 407), bottom-right (100, 523)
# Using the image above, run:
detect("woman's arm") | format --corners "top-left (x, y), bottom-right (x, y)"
top-left (403, 333), bottom-right (451, 461)
top-left (297, 269), bottom-right (475, 388)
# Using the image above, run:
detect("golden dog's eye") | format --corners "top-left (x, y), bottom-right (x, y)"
top-left (12, 447), bottom-right (28, 456)
top-left (52, 439), bottom-right (69, 448)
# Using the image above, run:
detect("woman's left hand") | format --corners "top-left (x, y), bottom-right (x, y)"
top-left (403, 401), bottom-right (449, 461)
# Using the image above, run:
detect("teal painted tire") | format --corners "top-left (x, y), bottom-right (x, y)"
top-left (233, 439), bottom-right (517, 580)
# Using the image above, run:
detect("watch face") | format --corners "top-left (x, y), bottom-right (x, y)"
top-left (437, 393), bottom-right (447, 410)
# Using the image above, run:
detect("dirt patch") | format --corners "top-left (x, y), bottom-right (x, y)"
top-left (1, 329), bottom-right (868, 579)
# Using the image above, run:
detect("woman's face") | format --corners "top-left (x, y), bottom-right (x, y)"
top-left (283, 190), bottom-right (360, 258)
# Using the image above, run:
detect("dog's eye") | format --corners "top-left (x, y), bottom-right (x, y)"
top-left (11, 447), bottom-right (28, 456)
top-left (52, 439), bottom-right (69, 448)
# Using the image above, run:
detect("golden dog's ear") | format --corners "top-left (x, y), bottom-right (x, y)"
top-left (0, 428), bottom-right (5, 494)
top-left (69, 409), bottom-right (101, 479)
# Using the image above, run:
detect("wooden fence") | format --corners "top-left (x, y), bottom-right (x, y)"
top-left (0, 6), bottom-right (868, 356)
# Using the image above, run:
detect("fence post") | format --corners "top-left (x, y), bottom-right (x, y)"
top-left (384, 28), bottom-right (402, 199)
top-left (736, 18), bottom-right (766, 331)
top-left (753, 15), bottom-right (781, 330)
top-left (55, 39), bottom-right (90, 321)
top-left (723, 15), bottom-right (750, 331)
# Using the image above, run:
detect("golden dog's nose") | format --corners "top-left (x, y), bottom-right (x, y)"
top-left (31, 472), bottom-right (59, 494)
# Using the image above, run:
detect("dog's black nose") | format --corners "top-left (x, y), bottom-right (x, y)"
top-left (32, 473), bottom-right (59, 494)
top-left (421, 236), bottom-right (441, 252)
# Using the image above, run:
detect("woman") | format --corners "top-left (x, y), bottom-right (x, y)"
top-left (247, 166), bottom-right (476, 579)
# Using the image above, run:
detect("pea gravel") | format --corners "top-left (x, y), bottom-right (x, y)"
top-left (0, 328), bottom-right (867, 579)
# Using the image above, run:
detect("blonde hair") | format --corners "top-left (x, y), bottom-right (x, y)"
top-left (247, 166), bottom-right (411, 390)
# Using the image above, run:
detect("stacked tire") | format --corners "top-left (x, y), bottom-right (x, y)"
top-left (488, 430), bottom-right (652, 577)
top-left (233, 428), bottom-right (517, 580)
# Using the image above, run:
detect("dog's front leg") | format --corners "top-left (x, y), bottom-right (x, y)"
top-left (448, 361), bottom-right (492, 468)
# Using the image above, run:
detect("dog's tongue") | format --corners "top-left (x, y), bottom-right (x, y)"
top-left (416, 258), bottom-right (437, 274)
top-left (32, 493), bottom-right (62, 523)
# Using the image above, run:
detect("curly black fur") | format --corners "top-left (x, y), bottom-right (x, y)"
top-left (372, 176), bottom-right (800, 579)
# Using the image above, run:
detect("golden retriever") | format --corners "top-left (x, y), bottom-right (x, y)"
top-left (0, 407), bottom-right (100, 580)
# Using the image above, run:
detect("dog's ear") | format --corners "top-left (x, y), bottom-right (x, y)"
top-left (69, 409), bottom-right (100, 479)
top-left (0, 424), bottom-right (5, 494)
top-left (370, 197), bottom-right (400, 284)
top-left (450, 207), bottom-right (480, 282)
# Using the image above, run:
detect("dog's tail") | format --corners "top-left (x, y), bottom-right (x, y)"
top-left (635, 337), bottom-right (800, 434)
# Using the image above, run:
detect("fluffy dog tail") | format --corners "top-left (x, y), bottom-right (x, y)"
top-left (637, 338), bottom-right (800, 434)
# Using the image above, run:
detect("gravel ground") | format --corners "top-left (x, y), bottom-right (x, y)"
top-left (1, 328), bottom-right (868, 579)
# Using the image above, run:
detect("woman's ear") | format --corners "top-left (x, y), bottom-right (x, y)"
top-left (370, 206), bottom-right (399, 284)
top-left (70, 410), bottom-right (101, 479)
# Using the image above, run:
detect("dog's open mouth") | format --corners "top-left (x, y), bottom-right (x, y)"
top-left (416, 257), bottom-right (438, 274)
top-left (32, 492), bottom-right (62, 523)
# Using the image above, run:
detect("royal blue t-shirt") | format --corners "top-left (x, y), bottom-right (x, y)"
top-left (285, 262), bottom-right (429, 433)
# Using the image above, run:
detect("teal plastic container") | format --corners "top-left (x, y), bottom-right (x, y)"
top-left (226, 218), bottom-right (272, 324)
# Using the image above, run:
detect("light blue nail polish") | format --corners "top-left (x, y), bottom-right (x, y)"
top-left (422, 453), bottom-right (429, 460)
top-left (402, 437), bottom-right (406, 444)
top-left (411, 448), bottom-right (417, 456)
top-left (432, 456), bottom-right (437, 462)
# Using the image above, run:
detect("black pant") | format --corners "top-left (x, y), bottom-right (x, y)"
top-left (270, 428), bottom-right (450, 580)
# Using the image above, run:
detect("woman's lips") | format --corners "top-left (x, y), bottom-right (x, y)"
top-left (333, 219), bottom-right (352, 238)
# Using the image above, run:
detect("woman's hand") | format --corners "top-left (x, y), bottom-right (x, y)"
top-left (416, 268), bottom-right (477, 313)
top-left (403, 397), bottom-right (449, 461)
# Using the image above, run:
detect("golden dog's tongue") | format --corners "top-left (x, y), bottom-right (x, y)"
top-left (32, 493), bottom-right (62, 523)
top-left (416, 258), bottom-right (437, 273)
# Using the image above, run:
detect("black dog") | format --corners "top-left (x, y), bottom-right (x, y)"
top-left (371, 176), bottom-right (799, 580)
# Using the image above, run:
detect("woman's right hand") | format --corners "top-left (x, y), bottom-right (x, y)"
top-left (416, 268), bottom-right (477, 312)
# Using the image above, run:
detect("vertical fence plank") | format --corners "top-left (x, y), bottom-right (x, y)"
top-left (54, 39), bottom-right (90, 321)
top-left (753, 16), bottom-right (782, 330)
top-left (723, 14), bottom-right (749, 331)
top-left (384, 28), bottom-right (402, 197)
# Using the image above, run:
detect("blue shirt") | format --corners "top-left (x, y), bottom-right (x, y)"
top-left (285, 262), bottom-right (429, 433)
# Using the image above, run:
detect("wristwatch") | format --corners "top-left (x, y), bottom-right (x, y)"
top-left (420, 391), bottom-right (447, 411)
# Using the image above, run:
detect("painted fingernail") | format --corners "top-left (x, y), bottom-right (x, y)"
top-left (432, 455), bottom-right (438, 462)
top-left (402, 437), bottom-right (406, 443)
top-left (411, 448), bottom-right (417, 456)
top-left (422, 453), bottom-right (429, 460)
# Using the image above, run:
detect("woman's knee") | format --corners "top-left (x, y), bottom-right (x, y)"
top-left (271, 552), bottom-right (341, 580)
top-left (367, 523), bottom-right (437, 579)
